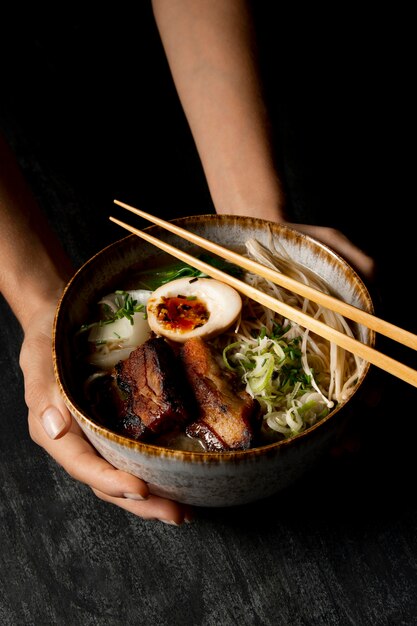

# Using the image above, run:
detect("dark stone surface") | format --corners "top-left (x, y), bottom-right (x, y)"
top-left (1, 6), bottom-right (417, 625)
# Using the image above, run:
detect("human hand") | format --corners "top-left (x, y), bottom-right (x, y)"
top-left (285, 222), bottom-right (376, 282)
top-left (221, 208), bottom-right (376, 283)
top-left (20, 298), bottom-right (193, 526)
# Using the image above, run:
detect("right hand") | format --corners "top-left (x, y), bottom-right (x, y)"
top-left (20, 296), bottom-right (193, 526)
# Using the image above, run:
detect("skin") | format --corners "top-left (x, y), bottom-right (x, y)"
top-left (152, 0), bottom-right (375, 277)
top-left (0, 0), bottom-right (375, 525)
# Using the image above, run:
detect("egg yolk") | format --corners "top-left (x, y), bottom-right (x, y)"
top-left (156, 295), bottom-right (210, 332)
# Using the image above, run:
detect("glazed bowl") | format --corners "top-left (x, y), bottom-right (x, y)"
top-left (53, 214), bottom-right (374, 507)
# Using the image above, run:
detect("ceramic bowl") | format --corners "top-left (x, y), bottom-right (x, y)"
top-left (53, 215), bottom-right (374, 507)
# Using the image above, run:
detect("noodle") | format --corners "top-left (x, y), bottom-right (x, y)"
top-left (81, 233), bottom-right (366, 446)
top-left (211, 237), bottom-right (366, 438)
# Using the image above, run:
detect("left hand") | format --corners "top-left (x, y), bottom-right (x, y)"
top-left (286, 222), bottom-right (376, 281)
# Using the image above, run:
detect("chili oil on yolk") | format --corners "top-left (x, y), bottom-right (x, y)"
top-left (156, 295), bottom-right (210, 332)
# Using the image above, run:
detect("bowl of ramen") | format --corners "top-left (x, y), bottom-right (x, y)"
top-left (53, 214), bottom-right (374, 507)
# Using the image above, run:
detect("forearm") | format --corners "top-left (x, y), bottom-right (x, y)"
top-left (152, 0), bottom-right (287, 220)
top-left (0, 133), bottom-right (73, 330)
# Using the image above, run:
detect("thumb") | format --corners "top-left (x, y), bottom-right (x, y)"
top-left (19, 309), bottom-right (73, 441)
top-left (37, 402), bottom-right (72, 441)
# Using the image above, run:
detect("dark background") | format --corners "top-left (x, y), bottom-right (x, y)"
top-left (1, 4), bottom-right (417, 625)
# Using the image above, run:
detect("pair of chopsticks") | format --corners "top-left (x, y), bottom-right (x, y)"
top-left (110, 199), bottom-right (417, 388)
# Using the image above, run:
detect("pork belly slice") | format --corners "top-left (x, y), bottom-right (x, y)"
top-left (180, 337), bottom-right (260, 451)
top-left (114, 336), bottom-right (191, 440)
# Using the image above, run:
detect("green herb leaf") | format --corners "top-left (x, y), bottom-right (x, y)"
top-left (129, 255), bottom-right (243, 290)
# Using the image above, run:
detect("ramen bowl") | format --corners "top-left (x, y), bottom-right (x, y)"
top-left (53, 214), bottom-right (374, 507)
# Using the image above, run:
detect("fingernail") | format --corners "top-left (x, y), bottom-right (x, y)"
top-left (123, 493), bottom-right (147, 501)
top-left (160, 519), bottom-right (181, 526)
top-left (41, 407), bottom-right (66, 439)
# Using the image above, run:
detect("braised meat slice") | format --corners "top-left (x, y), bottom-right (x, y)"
top-left (114, 336), bottom-right (191, 440)
top-left (180, 337), bottom-right (260, 451)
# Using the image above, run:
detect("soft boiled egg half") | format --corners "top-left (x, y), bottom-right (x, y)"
top-left (87, 289), bottom-right (152, 369)
top-left (146, 277), bottom-right (242, 342)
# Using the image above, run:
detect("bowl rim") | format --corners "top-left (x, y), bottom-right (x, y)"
top-left (53, 214), bottom-right (374, 460)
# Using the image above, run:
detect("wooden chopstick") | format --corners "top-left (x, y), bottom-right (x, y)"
top-left (114, 199), bottom-right (417, 352)
top-left (109, 212), bottom-right (417, 388)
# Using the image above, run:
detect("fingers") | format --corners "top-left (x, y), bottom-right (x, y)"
top-left (287, 223), bottom-right (376, 281)
top-left (93, 490), bottom-right (194, 525)
top-left (29, 413), bottom-right (194, 524)
top-left (20, 303), bottom-right (193, 524)
top-left (30, 415), bottom-right (148, 498)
